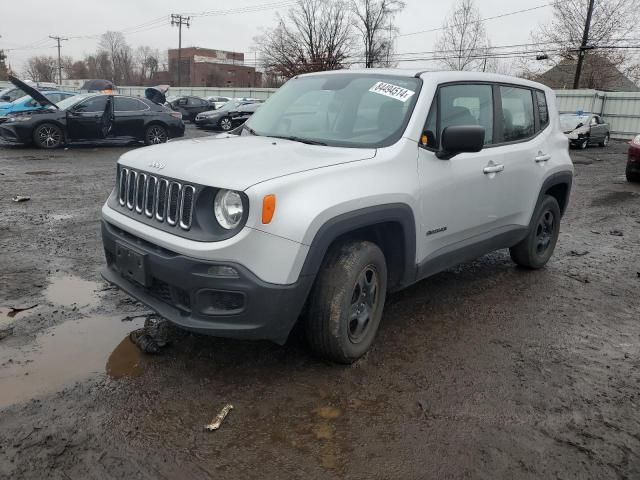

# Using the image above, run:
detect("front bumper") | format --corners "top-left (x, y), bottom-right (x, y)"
top-left (195, 116), bottom-right (220, 127)
top-left (101, 221), bottom-right (313, 344)
top-left (0, 124), bottom-right (29, 143)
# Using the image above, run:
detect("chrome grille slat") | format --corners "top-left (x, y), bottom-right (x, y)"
top-left (167, 182), bottom-right (182, 226)
top-left (144, 176), bottom-right (157, 218)
top-left (179, 186), bottom-right (195, 230)
top-left (155, 179), bottom-right (169, 222)
top-left (117, 167), bottom-right (195, 231)
top-left (135, 173), bottom-right (146, 213)
top-left (126, 170), bottom-right (137, 210)
top-left (118, 167), bottom-right (128, 206)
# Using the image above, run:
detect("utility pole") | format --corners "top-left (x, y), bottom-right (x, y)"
top-left (171, 14), bottom-right (191, 88)
top-left (573, 0), bottom-right (595, 89)
top-left (49, 35), bottom-right (68, 85)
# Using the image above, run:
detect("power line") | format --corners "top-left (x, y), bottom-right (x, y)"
top-left (398, 2), bottom-right (559, 38)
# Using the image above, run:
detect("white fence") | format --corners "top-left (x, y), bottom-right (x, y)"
top-left (2, 81), bottom-right (638, 139)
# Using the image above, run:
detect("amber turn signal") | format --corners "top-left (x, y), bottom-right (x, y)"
top-left (262, 195), bottom-right (276, 224)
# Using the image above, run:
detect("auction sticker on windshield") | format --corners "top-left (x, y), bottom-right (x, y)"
top-left (369, 82), bottom-right (416, 102)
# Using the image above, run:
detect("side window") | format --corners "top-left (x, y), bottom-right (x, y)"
top-left (535, 91), bottom-right (549, 129)
top-left (74, 96), bottom-right (108, 113)
top-left (500, 86), bottom-right (534, 142)
top-left (440, 84), bottom-right (494, 145)
top-left (115, 97), bottom-right (147, 112)
top-left (47, 94), bottom-right (61, 103)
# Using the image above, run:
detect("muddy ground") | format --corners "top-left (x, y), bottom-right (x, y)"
top-left (0, 129), bottom-right (639, 479)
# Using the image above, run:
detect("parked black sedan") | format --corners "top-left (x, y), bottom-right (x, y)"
top-left (194, 100), bottom-right (259, 131)
top-left (166, 95), bottom-right (213, 122)
top-left (0, 77), bottom-right (184, 149)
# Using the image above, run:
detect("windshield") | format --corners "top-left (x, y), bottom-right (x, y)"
top-left (56, 94), bottom-right (92, 111)
top-left (218, 101), bottom-right (243, 113)
top-left (560, 114), bottom-right (590, 131)
top-left (245, 74), bottom-right (421, 148)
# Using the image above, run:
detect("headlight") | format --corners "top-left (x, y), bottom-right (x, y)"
top-left (214, 189), bottom-right (244, 230)
top-left (633, 135), bottom-right (640, 145)
top-left (8, 115), bottom-right (32, 123)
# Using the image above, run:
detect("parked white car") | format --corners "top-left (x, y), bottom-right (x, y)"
top-left (101, 70), bottom-right (573, 363)
top-left (205, 96), bottom-right (231, 110)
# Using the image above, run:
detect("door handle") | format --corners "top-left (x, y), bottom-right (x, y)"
top-left (535, 153), bottom-right (551, 163)
top-left (483, 164), bottom-right (504, 174)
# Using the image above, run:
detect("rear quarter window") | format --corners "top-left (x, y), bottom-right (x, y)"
top-left (536, 91), bottom-right (549, 129)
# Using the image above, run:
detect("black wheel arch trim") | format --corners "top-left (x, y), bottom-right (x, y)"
top-left (299, 203), bottom-right (417, 288)
top-left (534, 170), bottom-right (573, 219)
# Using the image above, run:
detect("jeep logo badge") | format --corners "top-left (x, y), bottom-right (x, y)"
top-left (148, 161), bottom-right (165, 170)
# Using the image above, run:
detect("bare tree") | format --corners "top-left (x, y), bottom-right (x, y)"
top-left (136, 46), bottom-right (160, 84)
top-left (23, 56), bottom-right (58, 82)
top-left (67, 60), bottom-right (89, 79)
top-left (434, 0), bottom-right (490, 71)
top-left (256, 0), bottom-right (354, 79)
top-left (525, 0), bottom-right (640, 87)
top-left (99, 31), bottom-right (135, 83)
top-left (352, 0), bottom-right (404, 68)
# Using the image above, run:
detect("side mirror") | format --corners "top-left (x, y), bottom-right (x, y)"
top-left (1, 95), bottom-right (10, 102)
top-left (436, 125), bottom-right (485, 160)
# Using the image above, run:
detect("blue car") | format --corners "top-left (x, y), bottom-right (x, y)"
top-left (0, 91), bottom-right (77, 124)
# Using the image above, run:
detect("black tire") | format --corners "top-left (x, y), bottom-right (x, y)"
top-left (599, 134), bottom-right (610, 147)
top-left (305, 241), bottom-right (388, 364)
top-left (219, 117), bottom-right (233, 131)
top-left (626, 165), bottom-right (640, 183)
top-left (33, 123), bottom-right (63, 149)
top-left (578, 137), bottom-right (588, 150)
top-left (144, 124), bottom-right (168, 146)
top-left (510, 195), bottom-right (561, 269)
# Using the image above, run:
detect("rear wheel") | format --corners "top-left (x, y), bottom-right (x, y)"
top-left (510, 195), bottom-right (561, 269)
top-left (144, 125), bottom-right (168, 146)
top-left (600, 134), bottom-right (610, 147)
top-left (305, 241), bottom-right (387, 364)
top-left (219, 117), bottom-right (233, 131)
top-left (33, 123), bottom-right (63, 149)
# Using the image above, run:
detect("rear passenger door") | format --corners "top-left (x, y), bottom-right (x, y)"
top-left (490, 86), bottom-right (550, 229)
top-left (417, 83), bottom-right (501, 262)
top-left (113, 96), bottom-right (149, 138)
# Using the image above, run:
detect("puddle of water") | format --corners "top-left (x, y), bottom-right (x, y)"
top-left (0, 315), bottom-right (145, 409)
top-left (0, 306), bottom-right (38, 329)
top-left (45, 275), bottom-right (102, 309)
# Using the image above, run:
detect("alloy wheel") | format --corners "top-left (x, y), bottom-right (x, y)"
top-left (39, 126), bottom-right (61, 148)
top-left (347, 265), bottom-right (380, 344)
top-left (220, 118), bottom-right (232, 131)
top-left (147, 126), bottom-right (167, 144)
top-left (535, 210), bottom-right (555, 254)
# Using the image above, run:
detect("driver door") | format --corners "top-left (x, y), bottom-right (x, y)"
top-left (66, 95), bottom-right (114, 140)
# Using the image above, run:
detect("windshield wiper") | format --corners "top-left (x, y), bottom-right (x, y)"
top-left (243, 124), bottom-right (259, 136)
top-left (268, 135), bottom-right (327, 146)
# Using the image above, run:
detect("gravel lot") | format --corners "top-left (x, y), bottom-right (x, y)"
top-left (1, 128), bottom-right (639, 479)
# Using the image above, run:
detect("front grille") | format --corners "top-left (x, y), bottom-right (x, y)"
top-left (118, 167), bottom-right (195, 230)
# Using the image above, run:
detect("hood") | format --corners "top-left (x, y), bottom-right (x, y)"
top-left (145, 85), bottom-right (169, 105)
top-left (8, 75), bottom-right (58, 110)
top-left (118, 135), bottom-right (376, 191)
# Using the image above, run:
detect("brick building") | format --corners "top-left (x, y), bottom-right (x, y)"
top-left (166, 47), bottom-right (262, 88)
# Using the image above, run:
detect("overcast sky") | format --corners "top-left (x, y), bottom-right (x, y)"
top-left (1, 0), bottom-right (553, 72)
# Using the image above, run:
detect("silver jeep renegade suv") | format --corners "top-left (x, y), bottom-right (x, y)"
top-left (101, 70), bottom-right (573, 363)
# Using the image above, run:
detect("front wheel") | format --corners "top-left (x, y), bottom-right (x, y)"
top-left (305, 241), bottom-right (388, 364)
top-left (33, 123), bottom-right (64, 149)
top-left (626, 165), bottom-right (640, 183)
top-left (578, 137), bottom-right (588, 150)
top-left (510, 195), bottom-right (561, 269)
top-left (219, 117), bottom-right (233, 131)
top-left (144, 125), bottom-right (168, 146)
top-left (600, 134), bottom-right (610, 147)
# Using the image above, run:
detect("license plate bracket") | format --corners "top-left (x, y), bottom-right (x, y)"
top-left (115, 241), bottom-right (149, 287)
